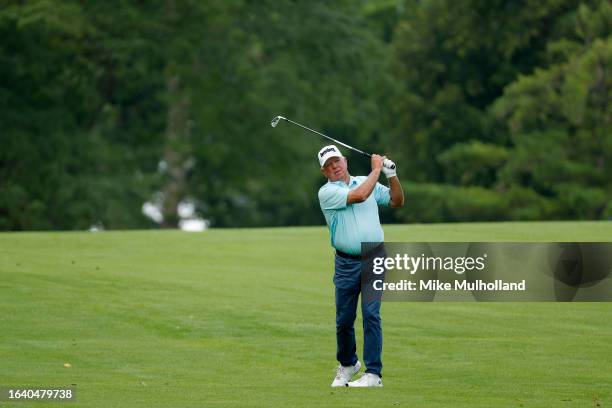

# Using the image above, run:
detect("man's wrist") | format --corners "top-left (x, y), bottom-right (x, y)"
top-left (383, 169), bottom-right (397, 179)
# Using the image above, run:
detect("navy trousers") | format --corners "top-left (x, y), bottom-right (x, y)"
top-left (333, 254), bottom-right (382, 377)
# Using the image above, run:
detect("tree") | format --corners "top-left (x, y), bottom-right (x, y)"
top-left (493, 0), bottom-right (612, 219)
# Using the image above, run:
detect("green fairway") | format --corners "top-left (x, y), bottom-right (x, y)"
top-left (0, 221), bottom-right (611, 407)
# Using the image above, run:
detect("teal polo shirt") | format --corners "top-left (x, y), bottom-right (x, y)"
top-left (318, 175), bottom-right (391, 255)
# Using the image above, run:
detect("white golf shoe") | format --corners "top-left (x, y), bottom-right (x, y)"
top-left (347, 372), bottom-right (383, 387)
top-left (331, 360), bottom-right (361, 387)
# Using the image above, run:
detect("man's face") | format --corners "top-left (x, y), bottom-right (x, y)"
top-left (321, 156), bottom-right (348, 181)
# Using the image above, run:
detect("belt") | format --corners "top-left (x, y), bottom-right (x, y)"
top-left (336, 250), bottom-right (361, 260)
top-left (336, 243), bottom-right (385, 260)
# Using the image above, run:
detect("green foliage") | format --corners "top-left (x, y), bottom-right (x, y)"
top-left (1, 0), bottom-right (610, 229)
top-left (603, 201), bottom-right (612, 219)
top-left (389, 0), bottom-right (610, 222)
top-left (397, 182), bottom-right (448, 223)
top-left (399, 182), bottom-right (507, 223)
top-left (503, 185), bottom-right (558, 220)
top-left (555, 183), bottom-right (608, 218)
top-left (493, 0), bottom-right (612, 219)
top-left (446, 186), bottom-right (508, 221)
top-left (0, 1), bottom-right (161, 230)
top-left (388, 0), bottom-right (576, 181)
top-left (438, 141), bottom-right (509, 186)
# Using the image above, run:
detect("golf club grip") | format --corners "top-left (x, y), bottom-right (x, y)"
top-left (364, 154), bottom-right (395, 170)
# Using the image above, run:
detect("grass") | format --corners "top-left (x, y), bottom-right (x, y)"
top-left (0, 221), bottom-right (610, 407)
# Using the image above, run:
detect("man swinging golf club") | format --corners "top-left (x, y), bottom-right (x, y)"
top-left (317, 145), bottom-right (404, 387)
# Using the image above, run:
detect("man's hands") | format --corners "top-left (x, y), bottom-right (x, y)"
top-left (371, 154), bottom-right (384, 172)
top-left (348, 154), bottom-right (384, 204)
top-left (349, 154), bottom-right (403, 206)
top-left (382, 159), bottom-right (396, 179)
top-left (372, 154), bottom-right (397, 179)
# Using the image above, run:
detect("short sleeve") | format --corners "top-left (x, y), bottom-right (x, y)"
top-left (374, 182), bottom-right (391, 206)
top-left (318, 184), bottom-right (349, 210)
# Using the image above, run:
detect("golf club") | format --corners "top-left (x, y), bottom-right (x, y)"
top-left (271, 115), bottom-right (395, 170)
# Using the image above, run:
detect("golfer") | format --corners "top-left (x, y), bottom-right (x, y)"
top-left (317, 144), bottom-right (404, 387)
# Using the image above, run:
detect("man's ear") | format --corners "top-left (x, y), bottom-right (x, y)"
top-left (320, 168), bottom-right (326, 177)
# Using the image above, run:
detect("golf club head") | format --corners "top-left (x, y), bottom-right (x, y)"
top-left (270, 115), bottom-right (286, 128)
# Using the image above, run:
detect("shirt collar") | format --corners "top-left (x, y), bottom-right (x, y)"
top-left (330, 175), bottom-right (356, 186)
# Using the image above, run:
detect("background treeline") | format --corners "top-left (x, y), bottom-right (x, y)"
top-left (1, 0), bottom-right (610, 230)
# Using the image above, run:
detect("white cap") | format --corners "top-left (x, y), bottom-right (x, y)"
top-left (317, 145), bottom-right (344, 167)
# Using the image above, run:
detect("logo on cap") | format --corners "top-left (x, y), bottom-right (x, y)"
top-left (318, 144), bottom-right (344, 167)
top-left (319, 147), bottom-right (336, 157)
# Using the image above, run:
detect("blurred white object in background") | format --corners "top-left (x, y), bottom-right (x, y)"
top-left (179, 218), bottom-right (209, 232)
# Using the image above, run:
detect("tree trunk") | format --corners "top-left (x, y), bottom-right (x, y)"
top-left (161, 74), bottom-right (189, 228)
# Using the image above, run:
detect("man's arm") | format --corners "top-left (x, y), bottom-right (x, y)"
top-left (388, 176), bottom-right (404, 208)
top-left (381, 158), bottom-right (404, 208)
top-left (347, 155), bottom-right (384, 204)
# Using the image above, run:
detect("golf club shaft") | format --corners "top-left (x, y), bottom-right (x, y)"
top-left (271, 115), bottom-right (395, 170)
top-left (282, 118), bottom-right (372, 158)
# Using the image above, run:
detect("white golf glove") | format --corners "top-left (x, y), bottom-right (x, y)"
top-left (382, 159), bottom-right (397, 179)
